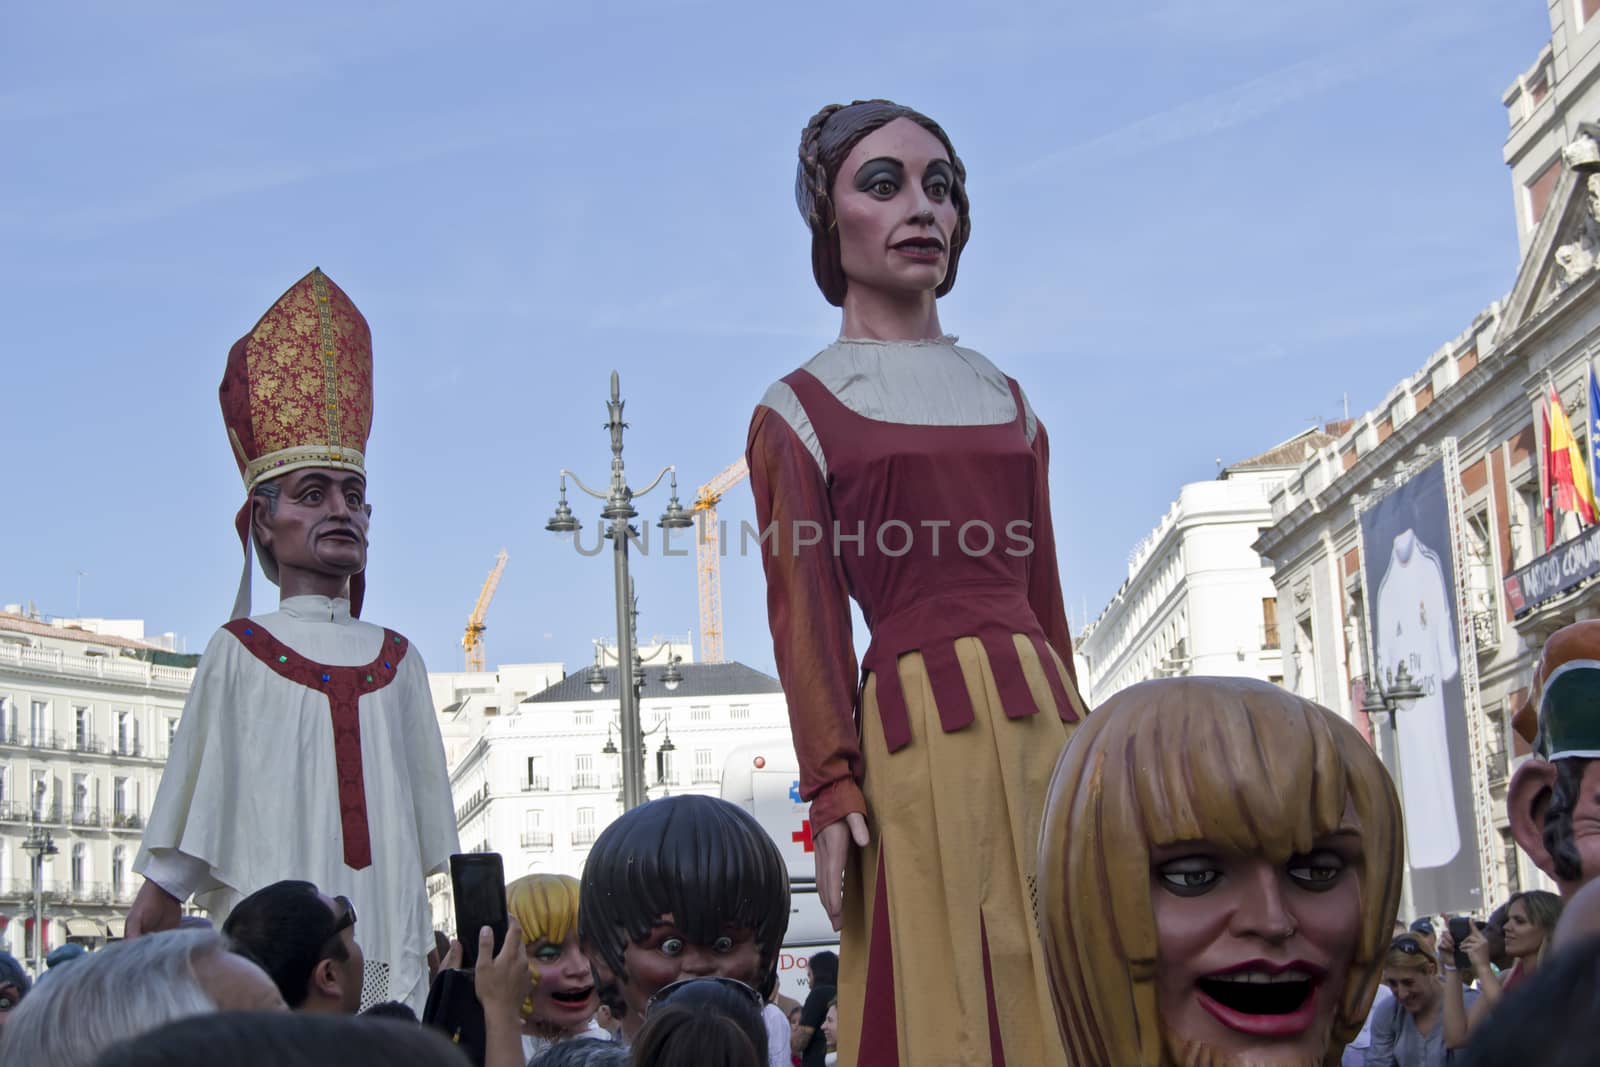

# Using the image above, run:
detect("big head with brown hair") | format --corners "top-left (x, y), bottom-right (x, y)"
top-left (1037, 678), bottom-right (1403, 1067)
top-left (796, 100), bottom-right (971, 337)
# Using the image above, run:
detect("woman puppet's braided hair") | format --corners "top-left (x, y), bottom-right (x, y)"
top-left (795, 99), bottom-right (971, 307)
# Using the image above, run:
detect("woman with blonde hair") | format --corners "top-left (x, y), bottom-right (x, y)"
top-left (1438, 888), bottom-right (1563, 1048)
top-left (1038, 677), bottom-right (1403, 1067)
top-left (505, 873), bottom-right (606, 1059)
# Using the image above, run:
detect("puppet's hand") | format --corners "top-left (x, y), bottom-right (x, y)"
top-left (815, 812), bottom-right (871, 932)
top-left (125, 880), bottom-right (183, 938)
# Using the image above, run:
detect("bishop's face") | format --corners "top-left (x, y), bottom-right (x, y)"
top-left (831, 117), bottom-right (960, 301)
top-left (254, 468), bottom-right (371, 592)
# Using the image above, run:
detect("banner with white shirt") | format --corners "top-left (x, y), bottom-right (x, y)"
top-left (1359, 459), bottom-right (1482, 918)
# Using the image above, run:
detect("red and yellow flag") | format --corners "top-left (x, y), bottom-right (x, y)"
top-left (1549, 382), bottom-right (1597, 524)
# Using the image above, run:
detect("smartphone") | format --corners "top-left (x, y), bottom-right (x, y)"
top-left (450, 852), bottom-right (508, 970)
top-left (1447, 915), bottom-right (1474, 971)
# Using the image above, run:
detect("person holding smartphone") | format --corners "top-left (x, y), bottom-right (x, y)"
top-left (1438, 891), bottom-right (1563, 1048)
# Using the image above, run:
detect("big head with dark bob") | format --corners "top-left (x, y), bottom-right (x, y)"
top-left (578, 794), bottom-right (790, 993)
top-left (796, 99), bottom-right (971, 307)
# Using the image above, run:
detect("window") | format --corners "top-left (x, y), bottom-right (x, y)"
top-left (690, 706), bottom-right (711, 722)
top-left (522, 809), bottom-right (550, 850)
top-left (0, 764), bottom-right (7, 807)
top-left (1528, 157), bottom-right (1561, 228)
top-left (574, 807), bottom-right (597, 847)
top-left (71, 773), bottom-right (87, 821)
top-left (574, 754), bottom-right (596, 790)
top-left (30, 770), bottom-right (46, 820)
top-left (166, 718), bottom-right (179, 755)
top-left (1261, 598), bottom-right (1279, 650)
top-left (113, 776), bottom-right (129, 817)
top-left (71, 844), bottom-right (85, 892)
top-left (30, 701), bottom-right (49, 745)
top-left (525, 756), bottom-right (548, 791)
top-left (694, 749), bottom-right (715, 784)
top-left (656, 748), bottom-right (676, 786)
top-left (0, 696), bottom-right (11, 741)
top-left (116, 711), bottom-right (140, 756)
top-left (111, 846), bottom-right (126, 897)
top-left (730, 704), bottom-right (750, 721)
top-left (74, 707), bottom-right (93, 751)
top-left (575, 710), bottom-right (594, 727)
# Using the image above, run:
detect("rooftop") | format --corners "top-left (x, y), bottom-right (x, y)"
top-left (522, 661), bottom-right (783, 704)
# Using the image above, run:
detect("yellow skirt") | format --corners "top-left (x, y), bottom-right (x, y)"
top-left (836, 633), bottom-right (1085, 1067)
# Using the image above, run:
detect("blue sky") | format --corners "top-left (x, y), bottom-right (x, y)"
top-left (0, 1), bottom-right (1552, 679)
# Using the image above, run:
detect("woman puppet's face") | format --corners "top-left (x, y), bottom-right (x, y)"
top-left (830, 117), bottom-right (959, 301)
top-left (1149, 829), bottom-right (1364, 1066)
top-left (524, 932), bottom-right (599, 1034)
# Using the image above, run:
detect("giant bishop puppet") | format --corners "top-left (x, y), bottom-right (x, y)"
top-left (128, 268), bottom-right (458, 1011)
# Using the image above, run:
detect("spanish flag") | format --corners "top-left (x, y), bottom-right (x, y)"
top-left (1549, 380), bottom-right (1597, 524)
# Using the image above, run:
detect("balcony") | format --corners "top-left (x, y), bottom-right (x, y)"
top-left (572, 773), bottom-right (600, 791)
top-left (1486, 745), bottom-right (1511, 790)
top-left (522, 776), bottom-right (550, 793)
top-left (69, 808), bottom-right (105, 830)
top-left (454, 783), bottom-right (491, 826)
top-left (110, 811), bottom-right (144, 832)
top-left (692, 773), bottom-right (720, 785)
top-left (571, 828), bottom-right (598, 848)
top-left (0, 641), bottom-right (195, 693)
top-left (0, 880), bottom-right (72, 905)
top-left (520, 831), bottom-right (554, 850)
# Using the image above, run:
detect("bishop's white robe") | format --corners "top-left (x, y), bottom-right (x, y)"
top-left (135, 595), bottom-right (458, 1011)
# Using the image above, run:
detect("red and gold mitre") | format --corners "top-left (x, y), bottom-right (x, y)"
top-left (219, 267), bottom-right (372, 492)
top-left (219, 268), bottom-right (374, 619)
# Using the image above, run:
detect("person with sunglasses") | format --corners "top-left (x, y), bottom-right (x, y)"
top-left (1366, 935), bottom-right (1476, 1066)
top-left (223, 880), bottom-right (365, 1014)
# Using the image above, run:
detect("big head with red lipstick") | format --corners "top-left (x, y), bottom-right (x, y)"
top-left (796, 99), bottom-right (971, 310)
top-left (1037, 678), bottom-right (1403, 1067)
top-left (505, 874), bottom-right (600, 1042)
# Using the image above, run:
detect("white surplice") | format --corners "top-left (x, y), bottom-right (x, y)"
top-left (135, 595), bottom-right (459, 1010)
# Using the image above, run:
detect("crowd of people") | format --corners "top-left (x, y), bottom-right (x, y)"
top-left (0, 795), bottom-right (840, 1067)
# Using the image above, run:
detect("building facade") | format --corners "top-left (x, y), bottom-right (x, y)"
top-left (0, 609), bottom-right (193, 970)
top-left (434, 650), bottom-right (791, 936)
top-left (1075, 435), bottom-right (1334, 705)
top-left (1256, 6), bottom-right (1600, 905)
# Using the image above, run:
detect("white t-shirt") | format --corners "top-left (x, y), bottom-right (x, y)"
top-left (763, 1001), bottom-right (793, 1067)
top-left (1374, 529), bottom-right (1461, 870)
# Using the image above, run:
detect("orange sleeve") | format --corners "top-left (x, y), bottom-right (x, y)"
top-left (746, 404), bottom-right (866, 831)
top-left (1026, 420), bottom-right (1078, 685)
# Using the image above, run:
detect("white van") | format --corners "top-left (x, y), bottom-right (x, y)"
top-left (720, 741), bottom-right (840, 1004)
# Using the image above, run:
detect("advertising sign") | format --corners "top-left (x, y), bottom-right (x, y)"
top-left (1360, 459), bottom-right (1482, 916)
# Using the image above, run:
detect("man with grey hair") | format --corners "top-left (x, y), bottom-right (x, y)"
top-left (0, 929), bottom-right (284, 1067)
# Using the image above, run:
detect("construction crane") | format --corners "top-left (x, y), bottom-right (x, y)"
top-left (463, 549), bottom-right (509, 673)
top-left (694, 459), bottom-right (749, 664)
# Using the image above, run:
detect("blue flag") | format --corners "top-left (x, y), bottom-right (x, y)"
top-left (1590, 357), bottom-right (1600, 502)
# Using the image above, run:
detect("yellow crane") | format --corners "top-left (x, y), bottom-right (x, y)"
top-left (694, 459), bottom-right (749, 664)
top-left (463, 549), bottom-right (509, 672)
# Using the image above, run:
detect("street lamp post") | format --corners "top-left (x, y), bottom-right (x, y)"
top-left (547, 371), bottom-right (693, 811)
top-left (21, 824), bottom-right (57, 977)
top-left (1362, 662), bottom-right (1425, 922)
top-left (590, 584), bottom-right (684, 803)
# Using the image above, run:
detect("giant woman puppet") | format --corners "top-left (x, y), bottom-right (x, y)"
top-left (747, 100), bottom-right (1087, 1067)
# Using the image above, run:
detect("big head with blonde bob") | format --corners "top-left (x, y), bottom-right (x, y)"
top-left (1037, 677), bottom-right (1403, 1067)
